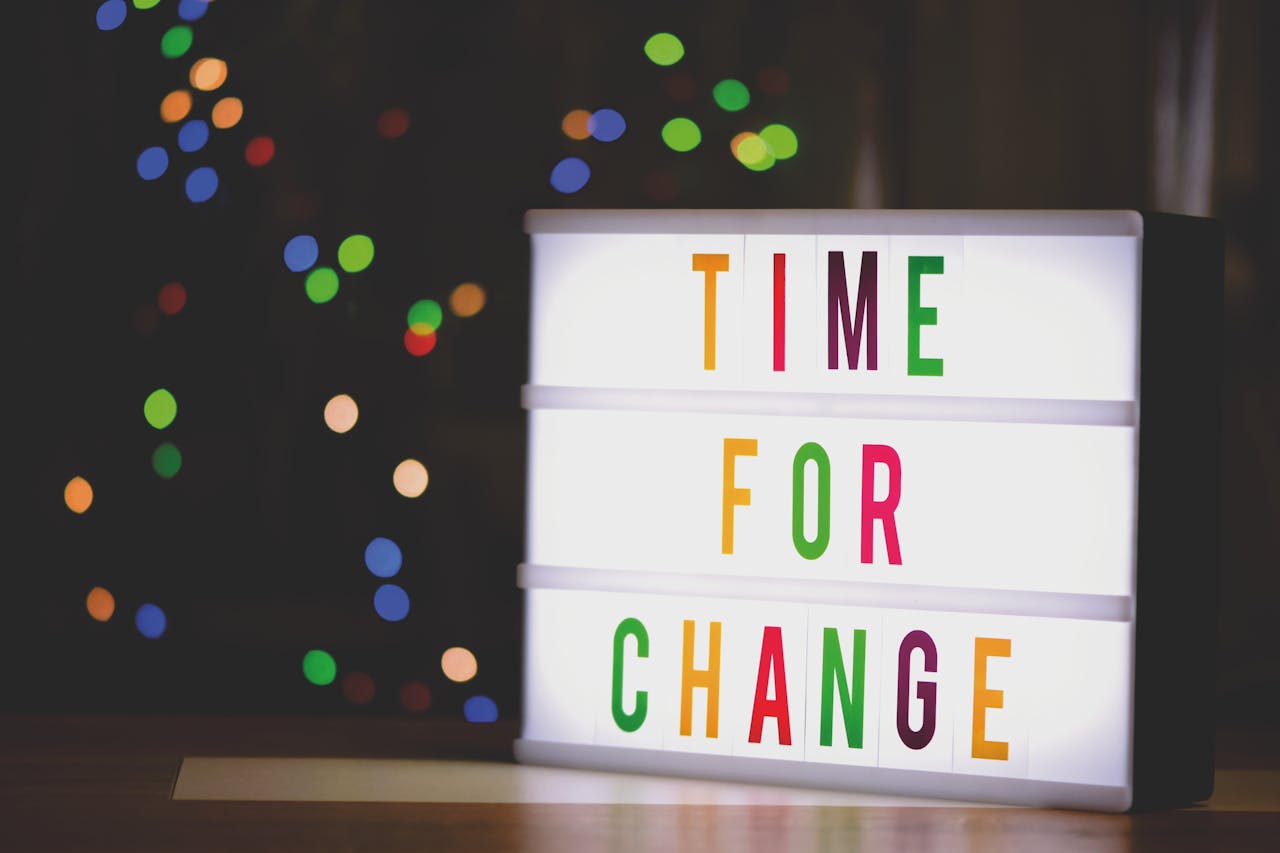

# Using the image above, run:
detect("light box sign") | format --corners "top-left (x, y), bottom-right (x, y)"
top-left (517, 210), bottom-right (1221, 812)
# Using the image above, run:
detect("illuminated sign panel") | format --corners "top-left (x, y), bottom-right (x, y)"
top-left (518, 210), bottom-right (1221, 812)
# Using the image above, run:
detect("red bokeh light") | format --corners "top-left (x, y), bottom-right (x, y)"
top-left (664, 71), bottom-right (696, 102)
top-left (400, 681), bottom-right (432, 713)
top-left (403, 328), bottom-right (437, 356)
top-left (342, 671), bottom-right (376, 705)
top-left (245, 136), bottom-right (276, 167)
top-left (134, 304), bottom-right (160, 336)
top-left (157, 281), bottom-right (186, 315)
top-left (757, 66), bottom-right (791, 96)
top-left (377, 107), bottom-right (411, 139)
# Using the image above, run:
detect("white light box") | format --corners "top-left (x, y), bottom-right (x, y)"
top-left (517, 210), bottom-right (1222, 812)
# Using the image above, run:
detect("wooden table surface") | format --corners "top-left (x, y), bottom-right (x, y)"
top-left (3, 714), bottom-right (1277, 852)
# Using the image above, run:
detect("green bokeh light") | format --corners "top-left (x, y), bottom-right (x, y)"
top-left (151, 442), bottom-right (182, 479)
top-left (305, 267), bottom-right (340, 304)
top-left (736, 134), bottom-right (775, 171)
top-left (760, 123), bottom-right (799, 159)
top-left (661, 117), bottom-right (701, 152)
top-left (337, 234), bottom-right (375, 273)
top-left (644, 33), bottom-right (684, 66)
top-left (143, 388), bottom-right (177, 430)
top-left (407, 299), bottom-right (443, 333)
top-left (134, 0), bottom-right (162, 9)
top-left (712, 79), bottom-right (750, 112)
top-left (302, 650), bottom-right (337, 686)
top-left (160, 25), bottom-right (193, 59)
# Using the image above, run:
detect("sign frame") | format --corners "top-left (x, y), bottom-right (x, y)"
top-left (516, 209), bottom-right (1222, 812)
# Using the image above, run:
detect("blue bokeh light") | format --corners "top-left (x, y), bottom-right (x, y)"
top-left (177, 119), bottom-right (209, 153)
top-left (588, 108), bottom-right (626, 142)
top-left (464, 695), bottom-right (499, 723)
top-left (177, 0), bottom-right (210, 22)
top-left (96, 0), bottom-right (127, 31)
top-left (137, 146), bottom-right (169, 180)
top-left (283, 235), bottom-right (319, 272)
top-left (185, 166), bottom-right (218, 202)
top-left (549, 157), bottom-right (590, 194)
top-left (135, 603), bottom-right (167, 639)
top-left (373, 583), bottom-right (410, 622)
top-left (364, 537), bottom-right (403, 578)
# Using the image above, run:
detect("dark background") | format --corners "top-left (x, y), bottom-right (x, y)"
top-left (11, 1), bottom-right (1278, 727)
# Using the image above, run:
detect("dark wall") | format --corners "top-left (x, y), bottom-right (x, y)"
top-left (11, 1), bottom-right (1277, 725)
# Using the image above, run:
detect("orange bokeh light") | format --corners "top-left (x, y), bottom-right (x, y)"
top-left (561, 109), bottom-right (591, 141)
top-left (441, 647), bottom-right (478, 683)
top-left (65, 476), bottom-right (93, 514)
top-left (211, 96), bottom-right (243, 129)
top-left (449, 282), bottom-right (486, 318)
top-left (86, 587), bottom-right (115, 622)
top-left (190, 57), bottom-right (228, 92)
top-left (160, 90), bottom-right (193, 124)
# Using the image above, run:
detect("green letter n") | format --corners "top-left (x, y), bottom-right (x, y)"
top-left (820, 627), bottom-right (867, 748)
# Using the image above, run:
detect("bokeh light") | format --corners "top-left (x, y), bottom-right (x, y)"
top-left (96, 1), bottom-right (127, 32)
top-left (143, 388), bottom-right (177, 429)
top-left (400, 681), bottom-right (432, 713)
top-left (377, 107), bottom-right (410, 139)
top-left (373, 583), bottom-right (410, 622)
top-left (661, 118), bottom-right (701, 152)
top-left (406, 299), bottom-right (442, 334)
top-left (757, 66), bottom-right (791, 96)
top-left (135, 603), bottom-right (167, 639)
top-left (759, 123), bottom-right (798, 159)
top-left (177, 119), bottom-right (209, 153)
top-left (712, 79), bottom-right (750, 112)
top-left (210, 96), bottom-right (243, 129)
top-left (644, 32), bottom-right (684, 66)
top-left (283, 235), bottom-right (319, 272)
top-left (244, 136), bottom-right (275, 167)
top-left (157, 281), bottom-right (186, 315)
top-left (189, 57), bottom-right (228, 92)
top-left (342, 671), bottom-right (375, 705)
top-left (160, 25), bottom-right (193, 59)
top-left (364, 536), bottom-right (402, 578)
top-left (302, 649), bottom-right (337, 686)
top-left (643, 168), bottom-right (679, 202)
top-left (734, 132), bottom-right (775, 171)
top-left (133, 0), bottom-right (161, 9)
top-left (151, 442), bottom-right (182, 479)
top-left (403, 328), bottom-right (437, 357)
top-left (178, 0), bottom-right (210, 23)
top-left (449, 282), bottom-right (486, 318)
top-left (137, 146), bottom-right (169, 181)
top-left (464, 695), bottom-right (499, 723)
top-left (561, 109), bottom-right (591, 141)
top-left (305, 267), bottom-right (339, 304)
top-left (86, 587), bottom-right (115, 622)
top-left (588, 108), bottom-right (626, 142)
top-left (65, 476), bottom-right (94, 514)
top-left (392, 459), bottom-right (428, 497)
top-left (160, 90), bottom-right (193, 123)
top-left (549, 157), bottom-right (590, 194)
top-left (135, 305), bottom-right (161, 336)
top-left (323, 394), bottom-right (359, 434)
top-left (185, 166), bottom-right (218, 203)
top-left (441, 647), bottom-right (478, 683)
top-left (337, 234), bottom-right (375, 273)
top-left (664, 71), bottom-right (696, 102)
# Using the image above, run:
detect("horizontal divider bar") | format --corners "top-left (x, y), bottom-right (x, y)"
top-left (518, 563), bottom-right (1133, 623)
top-left (523, 385), bottom-right (1137, 427)
top-left (524, 208), bottom-right (1144, 237)
top-left (514, 739), bottom-right (1133, 812)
